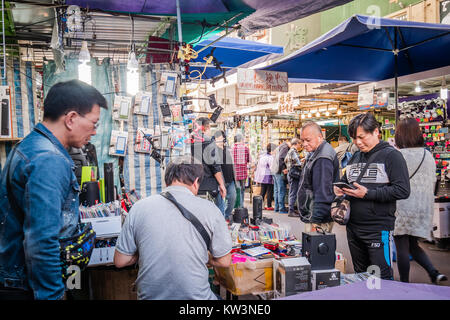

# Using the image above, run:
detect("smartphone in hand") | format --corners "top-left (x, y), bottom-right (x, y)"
top-left (333, 182), bottom-right (357, 190)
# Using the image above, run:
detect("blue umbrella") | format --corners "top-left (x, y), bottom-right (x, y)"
top-left (190, 35), bottom-right (284, 80)
top-left (264, 15), bottom-right (450, 122)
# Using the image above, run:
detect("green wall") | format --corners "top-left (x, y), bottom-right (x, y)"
top-left (320, 0), bottom-right (425, 34)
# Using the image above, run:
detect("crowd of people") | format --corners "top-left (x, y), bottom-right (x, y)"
top-left (0, 80), bottom-right (446, 301)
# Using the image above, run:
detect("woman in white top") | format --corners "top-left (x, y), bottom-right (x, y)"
top-left (394, 119), bottom-right (447, 284)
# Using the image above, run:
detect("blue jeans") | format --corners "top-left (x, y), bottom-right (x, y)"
top-left (273, 174), bottom-right (287, 211)
top-left (215, 181), bottom-right (237, 220)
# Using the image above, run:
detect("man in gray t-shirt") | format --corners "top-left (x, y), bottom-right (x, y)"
top-left (114, 156), bottom-right (232, 300)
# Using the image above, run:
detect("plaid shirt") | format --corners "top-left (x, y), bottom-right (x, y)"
top-left (232, 143), bottom-right (251, 181)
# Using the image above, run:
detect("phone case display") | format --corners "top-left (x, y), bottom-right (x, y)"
top-left (113, 96), bottom-right (132, 121)
top-left (160, 72), bottom-right (178, 96)
top-left (133, 92), bottom-right (152, 115)
top-left (398, 98), bottom-right (447, 122)
top-left (248, 116), bottom-right (262, 163)
top-left (169, 125), bottom-right (189, 151)
top-left (109, 130), bottom-right (128, 156)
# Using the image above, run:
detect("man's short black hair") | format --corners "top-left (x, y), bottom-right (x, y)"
top-left (348, 113), bottom-right (379, 139)
top-left (196, 117), bottom-right (211, 127)
top-left (44, 80), bottom-right (107, 121)
top-left (164, 156), bottom-right (204, 186)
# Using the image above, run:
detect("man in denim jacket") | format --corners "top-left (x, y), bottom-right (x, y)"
top-left (0, 80), bottom-right (107, 300)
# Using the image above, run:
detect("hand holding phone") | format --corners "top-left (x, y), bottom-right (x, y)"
top-left (333, 182), bottom-right (356, 190)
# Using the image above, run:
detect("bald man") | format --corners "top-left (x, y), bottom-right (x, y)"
top-left (297, 122), bottom-right (339, 233)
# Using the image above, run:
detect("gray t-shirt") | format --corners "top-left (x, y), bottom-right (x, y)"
top-left (116, 185), bottom-right (232, 300)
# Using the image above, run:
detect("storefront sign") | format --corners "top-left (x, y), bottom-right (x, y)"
top-left (278, 92), bottom-right (295, 115)
top-left (237, 68), bottom-right (288, 92)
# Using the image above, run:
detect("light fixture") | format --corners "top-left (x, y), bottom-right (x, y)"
top-left (301, 113), bottom-right (306, 119)
top-left (316, 111), bottom-right (321, 117)
top-left (126, 48), bottom-right (139, 96)
top-left (325, 110), bottom-right (330, 117)
top-left (307, 112), bottom-right (312, 118)
top-left (78, 41), bottom-right (91, 85)
top-left (337, 109), bottom-right (342, 115)
top-left (414, 81), bottom-right (422, 93)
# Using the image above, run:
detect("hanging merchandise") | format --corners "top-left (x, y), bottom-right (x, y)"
top-left (398, 98), bottom-right (447, 123)
top-left (160, 72), bottom-right (178, 96)
top-left (109, 130), bottom-right (128, 157)
top-left (133, 92), bottom-right (152, 115)
top-left (169, 104), bottom-right (183, 123)
top-left (135, 128), bottom-right (154, 153)
top-left (65, 5), bottom-right (83, 36)
top-left (113, 96), bottom-right (132, 121)
top-left (0, 86), bottom-right (12, 138)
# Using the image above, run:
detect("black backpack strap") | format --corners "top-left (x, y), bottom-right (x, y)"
top-left (409, 149), bottom-right (426, 180)
top-left (160, 191), bottom-right (211, 250)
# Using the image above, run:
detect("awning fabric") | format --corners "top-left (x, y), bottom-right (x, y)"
top-left (263, 15), bottom-right (450, 83)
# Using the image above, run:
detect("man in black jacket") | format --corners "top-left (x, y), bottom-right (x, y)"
top-left (297, 122), bottom-right (339, 232)
top-left (334, 113), bottom-right (410, 280)
top-left (190, 117), bottom-right (226, 200)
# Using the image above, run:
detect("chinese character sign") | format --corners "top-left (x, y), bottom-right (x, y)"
top-left (278, 92), bottom-right (295, 115)
top-left (237, 68), bottom-right (288, 92)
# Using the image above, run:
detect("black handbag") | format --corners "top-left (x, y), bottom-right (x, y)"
top-left (288, 166), bottom-right (302, 180)
top-left (5, 143), bottom-right (96, 280)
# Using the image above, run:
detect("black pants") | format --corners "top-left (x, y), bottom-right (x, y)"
top-left (260, 183), bottom-right (273, 208)
top-left (0, 285), bottom-right (34, 300)
top-left (394, 235), bottom-right (438, 283)
top-left (347, 227), bottom-right (393, 280)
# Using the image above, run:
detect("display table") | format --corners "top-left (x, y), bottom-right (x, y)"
top-left (87, 265), bottom-right (138, 300)
top-left (278, 279), bottom-right (450, 300)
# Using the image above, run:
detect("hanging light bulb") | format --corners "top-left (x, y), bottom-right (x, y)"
top-left (127, 50), bottom-right (139, 96)
top-left (78, 41), bottom-right (91, 85)
top-left (307, 112), bottom-right (312, 118)
top-left (441, 77), bottom-right (448, 99)
top-left (316, 111), bottom-right (320, 118)
top-left (415, 81), bottom-right (422, 93)
top-left (337, 109), bottom-right (342, 115)
top-left (325, 110), bottom-right (330, 117)
top-left (301, 113), bottom-right (306, 119)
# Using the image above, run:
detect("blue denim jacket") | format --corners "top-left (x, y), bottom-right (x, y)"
top-left (0, 123), bottom-right (80, 300)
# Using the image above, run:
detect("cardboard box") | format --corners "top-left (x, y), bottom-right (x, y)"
top-left (214, 259), bottom-right (273, 296)
top-left (311, 269), bottom-right (341, 291)
top-left (273, 257), bottom-right (311, 297)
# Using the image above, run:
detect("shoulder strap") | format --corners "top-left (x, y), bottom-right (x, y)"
top-left (160, 191), bottom-right (211, 250)
top-left (355, 150), bottom-right (380, 184)
top-left (409, 149), bottom-right (426, 180)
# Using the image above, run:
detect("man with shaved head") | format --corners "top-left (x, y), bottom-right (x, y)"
top-left (297, 122), bottom-right (339, 232)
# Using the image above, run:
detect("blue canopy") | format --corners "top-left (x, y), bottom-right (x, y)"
top-left (263, 15), bottom-right (450, 83)
top-left (191, 35), bottom-right (284, 80)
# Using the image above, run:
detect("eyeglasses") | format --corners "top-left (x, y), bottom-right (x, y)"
top-left (78, 113), bottom-right (100, 129)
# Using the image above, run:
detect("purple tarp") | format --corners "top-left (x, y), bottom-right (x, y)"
top-left (279, 280), bottom-right (450, 300)
top-left (66, 0), bottom-right (352, 35)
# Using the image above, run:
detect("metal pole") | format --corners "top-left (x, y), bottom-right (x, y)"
top-left (394, 28), bottom-right (399, 126)
top-left (176, 0), bottom-right (182, 44)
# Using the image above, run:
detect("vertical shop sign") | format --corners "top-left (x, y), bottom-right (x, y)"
top-left (278, 92), bottom-right (295, 115)
top-left (237, 68), bottom-right (288, 92)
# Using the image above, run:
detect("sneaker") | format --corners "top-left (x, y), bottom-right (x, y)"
top-left (265, 207), bottom-right (274, 211)
top-left (432, 273), bottom-right (448, 284)
top-left (279, 209), bottom-right (288, 214)
top-left (288, 211), bottom-right (299, 217)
